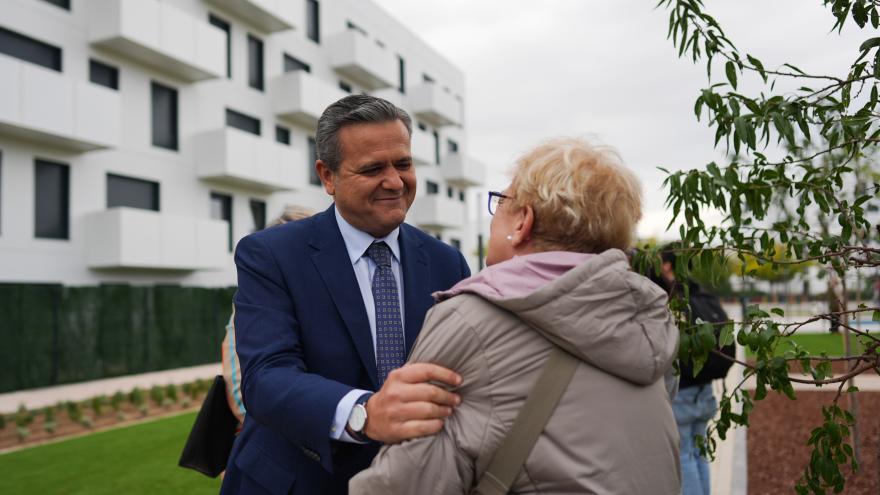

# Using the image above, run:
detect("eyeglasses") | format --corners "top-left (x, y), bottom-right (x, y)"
top-left (487, 191), bottom-right (512, 216)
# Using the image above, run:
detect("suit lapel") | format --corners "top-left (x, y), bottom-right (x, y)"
top-left (309, 208), bottom-right (379, 389)
top-left (399, 224), bottom-right (430, 357)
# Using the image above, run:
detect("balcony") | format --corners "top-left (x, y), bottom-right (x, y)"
top-left (442, 152), bottom-right (485, 187)
top-left (194, 127), bottom-right (305, 192)
top-left (408, 195), bottom-right (465, 230)
top-left (0, 54), bottom-right (119, 151)
top-left (88, 0), bottom-right (225, 82)
top-left (326, 30), bottom-right (396, 90)
top-left (411, 128), bottom-right (435, 166)
top-left (203, 0), bottom-right (298, 33)
top-left (84, 208), bottom-right (228, 271)
top-left (270, 71), bottom-right (348, 127)
top-left (408, 83), bottom-right (461, 127)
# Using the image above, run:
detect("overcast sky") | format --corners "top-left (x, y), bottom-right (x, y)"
top-left (371, 0), bottom-right (864, 239)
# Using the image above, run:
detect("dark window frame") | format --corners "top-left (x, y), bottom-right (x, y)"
top-left (275, 125), bottom-right (291, 145)
top-left (209, 14), bottom-right (232, 79)
top-left (283, 53), bottom-right (311, 73)
top-left (250, 199), bottom-right (266, 232)
top-left (89, 59), bottom-right (119, 90)
top-left (433, 130), bottom-right (440, 165)
top-left (338, 80), bottom-right (352, 93)
top-left (0, 26), bottom-right (62, 72)
top-left (397, 55), bottom-right (406, 94)
top-left (151, 81), bottom-right (178, 151)
top-left (41, 0), bottom-right (70, 9)
top-left (34, 159), bottom-right (69, 240)
top-left (226, 108), bottom-right (261, 136)
top-left (306, 0), bottom-right (320, 44)
top-left (247, 34), bottom-right (264, 91)
top-left (210, 192), bottom-right (233, 252)
top-left (106, 173), bottom-right (160, 212)
top-left (308, 137), bottom-right (320, 186)
top-left (426, 180), bottom-right (439, 195)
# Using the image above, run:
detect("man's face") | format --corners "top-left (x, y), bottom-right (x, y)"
top-left (316, 120), bottom-right (416, 238)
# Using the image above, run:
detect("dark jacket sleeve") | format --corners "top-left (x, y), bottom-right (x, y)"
top-left (233, 233), bottom-right (352, 472)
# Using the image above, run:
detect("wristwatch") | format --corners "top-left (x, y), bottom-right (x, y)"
top-left (346, 393), bottom-right (373, 442)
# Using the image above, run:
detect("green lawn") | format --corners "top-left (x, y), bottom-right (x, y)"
top-left (0, 411), bottom-right (221, 495)
top-left (745, 332), bottom-right (866, 357)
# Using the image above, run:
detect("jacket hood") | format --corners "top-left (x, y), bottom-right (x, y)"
top-left (435, 249), bottom-right (678, 385)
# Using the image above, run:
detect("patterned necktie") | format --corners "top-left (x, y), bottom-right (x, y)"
top-left (365, 242), bottom-right (405, 384)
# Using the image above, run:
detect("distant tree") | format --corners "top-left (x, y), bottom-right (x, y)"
top-left (651, 1), bottom-right (880, 492)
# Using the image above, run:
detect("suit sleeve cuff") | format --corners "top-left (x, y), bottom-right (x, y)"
top-left (331, 388), bottom-right (371, 443)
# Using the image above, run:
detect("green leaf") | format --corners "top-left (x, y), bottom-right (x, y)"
top-left (858, 37), bottom-right (880, 52)
top-left (873, 310), bottom-right (880, 322)
top-left (770, 308), bottom-right (785, 317)
top-left (725, 60), bottom-right (738, 89)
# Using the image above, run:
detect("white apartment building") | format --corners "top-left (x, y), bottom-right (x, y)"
top-left (0, 0), bottom-right (486, 287)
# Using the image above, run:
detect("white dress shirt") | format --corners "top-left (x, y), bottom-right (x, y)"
top-left (330, 208), bottom-right (405, 442)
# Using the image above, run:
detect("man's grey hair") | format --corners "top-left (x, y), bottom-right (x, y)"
top-left (315, 94), bottom-right (412, 173)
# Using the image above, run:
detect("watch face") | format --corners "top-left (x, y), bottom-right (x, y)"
top-left (349, 404), bottom-right (367, 432)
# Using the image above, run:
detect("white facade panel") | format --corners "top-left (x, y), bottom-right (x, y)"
top-left (409, 83), bottom-right (461, 127)
top-left (411, 127), bottom-right (435, 166)
top-left (326, 30), bottom-right (396, 90)
top-left (0, 54), bottom-right (120, 151)
top-left (443, 153), bottom-right (486, 188)
top-left (270, 71), bottom-right (348, 127)
top-left (409, 195), bottom-right (466, 231)
top-left (204, 0), bottom-right (300, 33)
top-left (87, 0), bottom-right (225, 82)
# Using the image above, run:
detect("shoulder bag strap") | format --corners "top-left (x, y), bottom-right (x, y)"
top-left (471, 347), bottom-right (580, 495)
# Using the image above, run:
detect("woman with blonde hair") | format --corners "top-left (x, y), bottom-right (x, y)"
top-left (350, 138), bottom-right (680, 494)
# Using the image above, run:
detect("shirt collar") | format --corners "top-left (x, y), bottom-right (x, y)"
top-left (334, 206), bottom-right (401, 265)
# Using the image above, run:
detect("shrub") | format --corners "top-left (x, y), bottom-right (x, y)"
top-left (149, 385), bottom-right (164, 407)
top-left (79, 415), bottom-right (93, 429)
top-left (15, 404), bottom-right (34, 429)
top-left (129, 387), bottom-right (144, 407)
top-left (182, 382), bottom-right (192, 397)
top-left (110, 391), bottom-right (124, 412)
top-left (180, 397), bottom-right (192, 409)
top-left (137, 403), bottom-right (149, 417)
top-left (165, 383), bottom-right (179, 403)
top-left (16, 426), bottom-right (29, 442)
top-left (0, 414), bottom-right (6, 430)
top-left (90, 395), bottom-right (106, 417)
top-left (66, 402), bottom-right (82, 423)
top-left (193, 378), bottom-right (207, 397)
top-left (43, 407), bottom-right (55, 423)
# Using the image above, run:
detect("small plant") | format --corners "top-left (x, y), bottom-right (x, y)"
top-left (137, 403), bottom-right (149, 417)
top-left (66, 401), bottom-right (82, 423)
top-left (0, 413), bottom-right (6, 430)
top-left (90, 395), bottom-right (106, 417)
top-left (182, 382), bottom-right (192, 398)
top-left (116, 410), bottom-right (127, 421)
top-left (79, 415), bottom-right (94, 429)
top-left (15, 404), bottom-right (34, 429)
top-left (129, 387), bottom-right (144, 407)
top-left (161, 397), bottom-right (174, 410)
top-left (43, 407), bottom-right (57, 435)
top-left (110, 391), bottom-right (124, 412)
top-left (165, 383), bottom-right (179, 403)
top-left (180, 396), bottom-right (192, 408)
top-left (193, 378), bottom-right (207, 397)
top-left (149, 385), bottom-right (164, 407)
top-left (16, 426), bottom-right (30, 442)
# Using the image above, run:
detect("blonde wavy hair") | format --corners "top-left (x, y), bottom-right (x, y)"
top-left (507, 137), bottom-right (642, 254)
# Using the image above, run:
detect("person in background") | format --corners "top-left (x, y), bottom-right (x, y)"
top-left (350, 137), bottom-right (681, 494)
top-left (221, 205), bottom-right (317, 426)
top-left (647, 248), bottom-right (735, 495)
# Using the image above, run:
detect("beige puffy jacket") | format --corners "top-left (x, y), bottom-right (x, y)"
top-left (350, 249), bottom-right (681, 494)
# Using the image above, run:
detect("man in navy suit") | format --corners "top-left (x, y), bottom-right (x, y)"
top-left (221, 95), bottom-right (471, 494)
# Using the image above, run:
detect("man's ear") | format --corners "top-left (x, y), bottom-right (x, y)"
top-left (510, 205), bottom-right (535, 247)
top-left (315, 160), bottom-right (335, 196)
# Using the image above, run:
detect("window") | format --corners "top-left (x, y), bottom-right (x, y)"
top-left (306, 0), bottom-right (320, 43)
top-left (338, 81), bottom-right (352, 93)
top-left (447, 139), bottom-right (459, 153)
top-left (433, 130), bottom-right (440, 165)
top-left (34, 159), bottom-right (69, 239)
top-left (0, 151), bottom-right (3, 235)
top-left (459, 191), bottom-right (465, 202)
top-left (209, 14), bottom-right (231, 79)
top-left (447, 186), bottom-right (453, 198)
top-left (248, 34), bottom-right (264, 91)
top-left (226, 108), bottom-right (261, 136)
top-left (450, 238), bottom-right (461, 250)
top-left (151, 81), bottom-right (178, 150)
top-left (417, 122), bottom-right (427, 132)
top-left (423, 73), bottom-right (435, 84)
top-left (426, 180), bottom-right (439, 195)
top-left (283, 53), bottom-right (311, 73)
top-left (210, 192), bottom-right (233, 252)
top-left (397, 55), bottom-right (406, 94)
top-left (308, 137), bottom-right (320, 186)
top-left (0, 26), bottom-right (62, 71)
top-left (275, 125), bottom-right (290, 145)
top-left (250, 199), bottom-right (266, 231)
top-left (346, 20), bottom-right (367, 37)
top-left (107, 174), bottom-right (159, 211)
top-left (41, 0), bottom-right (70, 9)
top-left (89, 59), bottom-right (118, 90)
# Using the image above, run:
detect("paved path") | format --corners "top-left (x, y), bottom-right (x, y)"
top-left (0, 363), bottom-right (221, 413)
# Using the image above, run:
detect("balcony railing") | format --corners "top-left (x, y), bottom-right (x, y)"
top-left (408, 195), bottom-right (465, 230)
top-left (270, 71), bottom-right (348, 128)
top-left (88, 0), bottom-right (225, 82)
top-left (442, 152), bottom-right (485, 188)
top-left (84, 208), bottom-right (228, 270)
top-left (326, 30), bottom-right (396, 90)
top-left (203, 0), bottom-right (299, 32)
top-left (0, 54), bottom-right (119, 151)
top-left (195, 127), bottom-right (306, 192)
top-left (408, 83), bottom-right (461, 127)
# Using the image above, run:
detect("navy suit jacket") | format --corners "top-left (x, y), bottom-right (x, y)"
top-left (220, 206), bottom-right (471, 495)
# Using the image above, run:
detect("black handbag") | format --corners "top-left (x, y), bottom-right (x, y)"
top-left (178, 375), bottom-right (240, 477)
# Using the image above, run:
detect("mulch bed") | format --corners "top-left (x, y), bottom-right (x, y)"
top-left (748, 391), bottom-right (879, 494)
